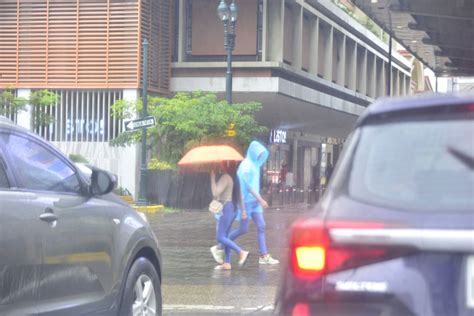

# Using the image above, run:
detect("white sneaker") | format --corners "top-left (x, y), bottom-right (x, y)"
top-left (210, 245), bottom-right (224, 264)
top-left (259, 254), bottom-right (279, 265)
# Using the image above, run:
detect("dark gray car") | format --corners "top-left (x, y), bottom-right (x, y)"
top-left (0, 116), bottom-right (162, 316)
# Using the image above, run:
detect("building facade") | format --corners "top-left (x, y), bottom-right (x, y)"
top-left (0, 0), bottom-right (173, 195)
top-left (171, 0), bottom-right (413, 191)
top-left (1, 0), bottom-right (416, 199)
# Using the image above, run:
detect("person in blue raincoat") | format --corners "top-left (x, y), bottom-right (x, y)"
top-left (231, 141), bottom-right (279, 264)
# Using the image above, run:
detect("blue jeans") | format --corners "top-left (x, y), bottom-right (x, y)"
top-left (229, 211), bottom-right (268, 256)
top-left (216, 202), bottom-right (242, 263)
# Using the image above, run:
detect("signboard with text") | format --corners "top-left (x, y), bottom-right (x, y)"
top-left (124, 116), bottom-right (156, 132)
top-left (269, 129), bottom-right (287, 144)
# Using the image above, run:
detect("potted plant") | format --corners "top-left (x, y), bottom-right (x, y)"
top-left (146, 159), bottom-right (176, 205)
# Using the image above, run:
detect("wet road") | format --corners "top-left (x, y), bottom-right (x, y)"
top-left (149, 205), bottom-right (310, 315)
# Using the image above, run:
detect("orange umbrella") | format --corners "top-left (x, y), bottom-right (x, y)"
top-left (178, 145), bottom-right (244, 172)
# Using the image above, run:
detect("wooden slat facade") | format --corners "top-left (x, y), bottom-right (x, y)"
top-left (141, 0), bottom-right (172, 94)
top-left (0, 0), bottom-right (172, 93)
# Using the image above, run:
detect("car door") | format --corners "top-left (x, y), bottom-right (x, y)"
top-left (1, 132), bottom-right (118, 315)
top-left (0, 135), bottom-right (42, 316)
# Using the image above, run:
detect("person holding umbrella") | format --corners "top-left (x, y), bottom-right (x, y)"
top-left (210, 162), bottom-right (249, 270)
top-left (178, 145), bottom-right (249, 270)
top-left (212, 141), bottom-right (279, 265)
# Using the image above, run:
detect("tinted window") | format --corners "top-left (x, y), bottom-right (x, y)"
top-left (3, 134), bottom-right (81, 194)
top-left (349, 113), bottom-right (474, 212)
top-left (0, 157), bottom-right (9, 188)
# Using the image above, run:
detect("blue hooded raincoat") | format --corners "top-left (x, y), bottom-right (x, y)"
top-left (237, 141), bottom-right (269, 217)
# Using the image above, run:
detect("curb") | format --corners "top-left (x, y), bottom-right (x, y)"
top-left (132, 204), bottom-right (164, 214)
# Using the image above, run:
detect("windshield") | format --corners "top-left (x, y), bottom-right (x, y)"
top-left (349, 113), bottom-right (474, 212)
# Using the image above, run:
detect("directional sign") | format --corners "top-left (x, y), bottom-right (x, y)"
top-left (124, 116), bottom-right (156, 132)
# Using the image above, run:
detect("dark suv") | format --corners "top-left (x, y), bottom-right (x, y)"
top-left (0, 116), bottom-right (162, 316)
top-left (276, 95), bottom-right (474, 316)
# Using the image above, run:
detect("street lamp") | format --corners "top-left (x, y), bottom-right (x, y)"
top-left (217, 0), bottom-right (238, 105)
top-left (137, 38), bottom-right (149, 206)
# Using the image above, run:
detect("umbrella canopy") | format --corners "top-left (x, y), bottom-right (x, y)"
top-left (178, 145), bottom-right (244, 172)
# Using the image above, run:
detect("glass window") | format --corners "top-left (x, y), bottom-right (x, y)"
top-left (0, 157), bottom-right (9, 188)
top-left (2, 134), bottom-right (81, 194)
top-left (348, 113), bottom-right (474, 212)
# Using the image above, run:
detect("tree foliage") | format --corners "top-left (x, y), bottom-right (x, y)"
top-left (0, 87), bottom-right (27, 118)
top-left (0, 87), bottom-right (58, 129)
top-left (110, 92), bottom-right (267, 164)
top-left (29, 89), bottom-right (58, 128)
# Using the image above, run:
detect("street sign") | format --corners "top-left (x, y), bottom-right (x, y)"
top-left (124, 116), bottom-right (156, 132)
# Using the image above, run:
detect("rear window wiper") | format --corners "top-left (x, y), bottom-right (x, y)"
top-left (447, 146), bottom-right (474, 170)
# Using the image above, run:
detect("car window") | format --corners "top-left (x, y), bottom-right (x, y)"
top-left (0, 157), bottom-right (9, 188)
top-left (2, 134), bottom-right (81, 194)
top-left (349, 113), bottom-right (474, 212)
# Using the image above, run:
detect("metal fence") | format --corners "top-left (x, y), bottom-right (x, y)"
top-left (262, 186), bottom-right (324, 207)
top-left (36, 89), bottom-right (123, 142)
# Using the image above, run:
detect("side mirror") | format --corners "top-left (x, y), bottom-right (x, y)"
top-left (90, 168), bottom-right (117, 196)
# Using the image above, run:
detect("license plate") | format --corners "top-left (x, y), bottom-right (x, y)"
top-left (467, 256), bottom-right (474, 308)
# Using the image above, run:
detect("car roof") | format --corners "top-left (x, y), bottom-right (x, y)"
top-left (0, 115), bottom-right (49, 147)
top-left (356, 93), bottom-right (474, 127)
top-left (0, 115), bottom-right (30, 133)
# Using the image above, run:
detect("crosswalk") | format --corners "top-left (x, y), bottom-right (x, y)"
top-left (163, 304), bottom-right (274, 313)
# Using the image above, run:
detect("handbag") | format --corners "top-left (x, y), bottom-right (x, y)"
top-left (209, 199), bottom-right (223, 214)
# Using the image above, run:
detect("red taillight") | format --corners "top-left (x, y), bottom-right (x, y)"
top-left (292, 303), bottom-right (310, 316)
top-left (464, 103), bottom-right (474, 112)
top-left (290, 218), bottom-right (388, 280)
top-left (290, 219), bottom-right (329, 279)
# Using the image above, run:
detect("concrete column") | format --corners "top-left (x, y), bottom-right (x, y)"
top-left (346, 41), bottom-right (357, 90)
top-left (357, 47), bottom-right (367, 95)
top-left (122, 89), bottom-right (140, 199)
top-left (323, 26), bottom-right (333, 82)
top-left (309, 16), bottom-right (319, 75)
top-left (336, 35), bottom-right (346, 87)
top-left (177, 0), bottom-right (185, 62)
top-left (292, 5), bottom-right (303, 70)
top-left (268, 0), bottom-right (285, 62)
top-left (361, 49), bottom-right (368, 95)
top-left (406, 77), bottom-right (411, 95)
top-left (390, 69), bottom-right (395, 96)
top-left (401, 74), bottom-right (406, 96)
top-left (379, 61), bottom-right (386, 97)
top-left (16, 89), bottom-right (32, 130)
top-left (303, 147), bottom-right (311, 193)
top-left (395, 69), bottom-right (400, 96)
top-left (292, 138), bottom-right (298, 182)
top-left (123, 89), bottom-right (139, 117)
top-left (369, 54), bottom-right (377, 97)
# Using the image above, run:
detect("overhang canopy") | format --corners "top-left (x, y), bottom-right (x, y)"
top-left (354, 0), bottom-right (474, 77)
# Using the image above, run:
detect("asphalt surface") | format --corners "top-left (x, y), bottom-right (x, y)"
top-left (149, 205), bottom-right (311, 315)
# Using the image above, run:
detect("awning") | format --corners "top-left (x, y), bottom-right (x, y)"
top-left (354, 0), bottom-right (474, 77)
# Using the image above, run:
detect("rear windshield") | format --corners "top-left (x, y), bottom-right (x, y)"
top-left (348, 113), bottom-right (474, 212)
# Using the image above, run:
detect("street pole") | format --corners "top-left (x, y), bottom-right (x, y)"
top-left (218, 0), bottom-right (238, 105)
top-left (225, 20), bottom-right (233, 105)
top-left (137, 38), bottom-right (149, 206)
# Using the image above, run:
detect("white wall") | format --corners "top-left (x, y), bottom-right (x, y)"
top-left (53, 141), bottom-right (138, 196)
top-left (16, 89), bottom-right (31, 129)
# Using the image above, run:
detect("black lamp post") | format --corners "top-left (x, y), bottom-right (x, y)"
top-left (137, 38), bottom-right (149, 206)
top-left (217, 0), bottom-right (239, 105)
